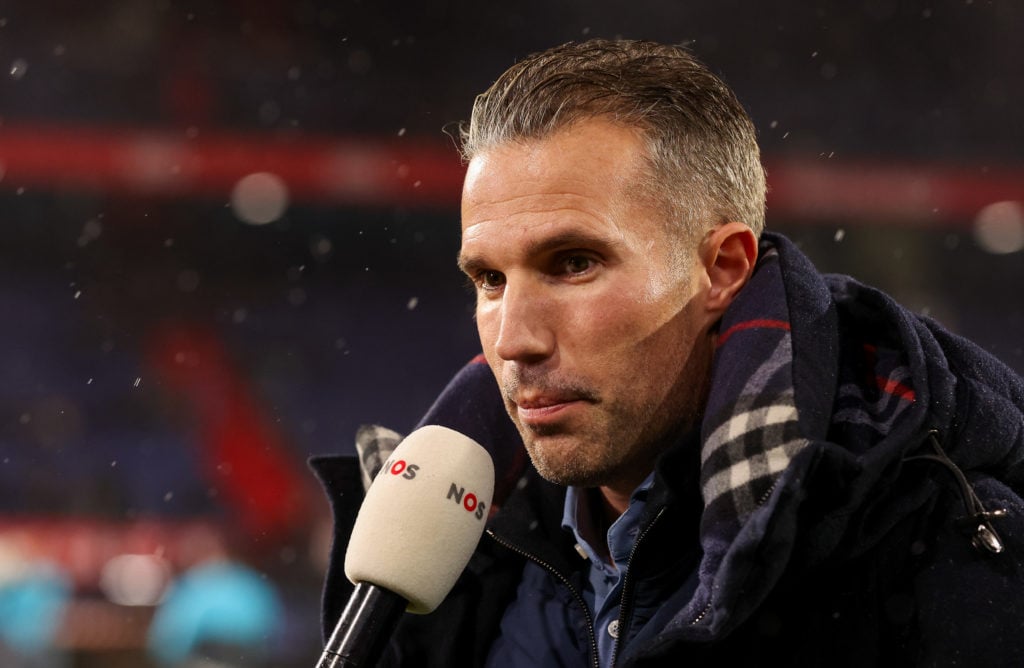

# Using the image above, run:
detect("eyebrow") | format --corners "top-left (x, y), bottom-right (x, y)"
top-left (457, 229), bottom-right (621, 275)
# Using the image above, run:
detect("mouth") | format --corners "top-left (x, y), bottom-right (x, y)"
top-left (512, 391), bottom-right (591, 427)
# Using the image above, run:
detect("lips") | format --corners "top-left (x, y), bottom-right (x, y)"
top-left (512, 390), bottom-right (590, 426)
top-left (516, 400), bottom-right (577, 422)
top-left (516, 393), bottom-right (576, 409)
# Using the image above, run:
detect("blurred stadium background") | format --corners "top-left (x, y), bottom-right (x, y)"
top-left (0, 1), bottom-right (1021, 666)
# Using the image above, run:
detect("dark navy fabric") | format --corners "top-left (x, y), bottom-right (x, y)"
top-left (484, 560), bottom-right (592, 668)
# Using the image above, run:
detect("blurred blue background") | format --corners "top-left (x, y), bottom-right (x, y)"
top-left (0, 1), bottom-right (1021, 666)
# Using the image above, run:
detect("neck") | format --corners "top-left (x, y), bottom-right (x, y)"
top-left (598, 481), bottom-right (639, 520)
top-left (596, 332), bottom-right (716, 520)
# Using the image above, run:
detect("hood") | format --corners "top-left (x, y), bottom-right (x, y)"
top-left (671, 231), bottom-right (1024, 642)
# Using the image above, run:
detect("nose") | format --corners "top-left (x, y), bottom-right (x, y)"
top-left (490, 281), bottom-right (555, 364)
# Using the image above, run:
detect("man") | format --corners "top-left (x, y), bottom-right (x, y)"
top-left (313, 39), bottom-right (1024, 666)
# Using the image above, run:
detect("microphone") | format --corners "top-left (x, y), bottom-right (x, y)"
top-left (316, 425), bottom-right (495, 668)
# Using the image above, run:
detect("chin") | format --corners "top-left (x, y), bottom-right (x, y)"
top-left (522, 433), bottom-right (612, 488)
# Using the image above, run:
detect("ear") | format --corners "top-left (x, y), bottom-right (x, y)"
top-left (701, 222), bottom-right (758, 314)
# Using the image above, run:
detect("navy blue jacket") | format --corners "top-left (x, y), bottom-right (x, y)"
top-left (312, 232), bottom-right (1024, 667)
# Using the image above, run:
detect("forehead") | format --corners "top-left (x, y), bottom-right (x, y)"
top-left (461, 120), bottom-right (648, 224)
top-left (458, 120), bottom-right (671, 267)
top-left (461, 120), bottom-right (656, 229)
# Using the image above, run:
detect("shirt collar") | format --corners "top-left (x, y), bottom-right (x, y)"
top-left (562, 472), bottom-right (657, 565)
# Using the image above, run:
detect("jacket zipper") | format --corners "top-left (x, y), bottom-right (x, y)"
top-left (609, 506), bottom-right (667, 668)
top-left (485, 528), bottom-right (601, 668)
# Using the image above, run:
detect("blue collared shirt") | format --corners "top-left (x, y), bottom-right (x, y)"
top-left (562, 473), bottom-right (655, 668)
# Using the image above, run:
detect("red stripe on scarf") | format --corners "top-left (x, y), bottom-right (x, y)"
top-left (717, 319), bottom-right (791, 348)
top-left (876, 374), bottom-right (916, 402)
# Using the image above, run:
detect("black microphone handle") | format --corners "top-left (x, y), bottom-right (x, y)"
top-left (316, 581), bottom-right (408, 668)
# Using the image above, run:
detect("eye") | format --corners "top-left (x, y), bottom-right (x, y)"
top-left (478, 270), bottom-right (506, 290)
top-left (564, 255), bottom-right (592, 275)
top-left (550, 251), bottom-right (601, 281)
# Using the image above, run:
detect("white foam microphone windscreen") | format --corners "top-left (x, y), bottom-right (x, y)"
top-left (343, 425), bottom-right (495, 614)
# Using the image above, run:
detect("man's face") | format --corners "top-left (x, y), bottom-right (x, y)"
top-left (459, 119), bottom-right (719, 495)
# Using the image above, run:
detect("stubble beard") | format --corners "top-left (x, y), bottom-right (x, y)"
top-left (501, 371), bottom-right (615, 488)
top-left (518, 421), bottom-right (611, 489)
top-left (511, 393), bottom-right (685, 491)
top-left (506, 346), bottom-right (712, 492)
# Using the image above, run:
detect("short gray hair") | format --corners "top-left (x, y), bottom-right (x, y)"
top-left (460, 39), bottom-right (766, 240)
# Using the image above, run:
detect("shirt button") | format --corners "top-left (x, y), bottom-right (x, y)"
top-left (607, 620), bottom-right (619, 639)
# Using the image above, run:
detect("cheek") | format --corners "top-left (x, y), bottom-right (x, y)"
top-left (582, 295), bottom-right (703, 384)
top-left (474, 303), bottom-right (499, 346)
top-left (577, 292), bottom-right (674, 347)
top-left (474, 310), bottom-right (504, 373)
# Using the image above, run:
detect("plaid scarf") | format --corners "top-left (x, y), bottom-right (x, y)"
top-left (700, 248), bottom-right (808, 531)
top-left (686, 234), bottom-right (923, 636)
